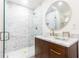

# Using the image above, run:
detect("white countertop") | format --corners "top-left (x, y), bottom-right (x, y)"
top-left (35, 35), bottom-right (79, 47)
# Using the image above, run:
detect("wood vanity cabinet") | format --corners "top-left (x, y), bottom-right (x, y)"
top-left (35, 38), bottom-right (49, 58)
top-left (35, 38), bottom-right (78, 58)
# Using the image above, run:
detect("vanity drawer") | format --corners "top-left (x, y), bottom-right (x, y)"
top-left (48, 43), bottom-right (66, 58)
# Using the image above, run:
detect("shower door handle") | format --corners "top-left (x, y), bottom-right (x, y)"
top-left (0, 32), bottom-right (9, 41)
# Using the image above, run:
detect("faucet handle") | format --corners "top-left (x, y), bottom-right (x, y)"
top-left (62, 32), bottom-right (70, 37)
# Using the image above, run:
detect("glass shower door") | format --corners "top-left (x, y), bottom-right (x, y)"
top-left (5, 0), bottom-right (34, 58)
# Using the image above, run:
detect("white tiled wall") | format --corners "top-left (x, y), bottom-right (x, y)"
top-left (33, 11), bottom-right (43, 36)
top-left (5, 1), bottom-right (34, 53)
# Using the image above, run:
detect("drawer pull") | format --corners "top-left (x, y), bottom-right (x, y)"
top-left (50, 49), bottom-right (61, 55)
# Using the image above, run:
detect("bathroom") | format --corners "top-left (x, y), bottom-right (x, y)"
top-left (0, 0), bottom-right (79, 58)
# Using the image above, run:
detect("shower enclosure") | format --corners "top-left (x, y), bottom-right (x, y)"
top-left (5, 0), bottom-right (34, 58)
top-left (4, 0), bottom-right (43, 58)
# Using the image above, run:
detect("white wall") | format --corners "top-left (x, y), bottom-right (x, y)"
top-left (0, 0), bottom-right (3, 58)
top-left (5, 2), bottom-right (34, 53)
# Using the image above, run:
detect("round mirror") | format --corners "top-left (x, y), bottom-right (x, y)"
top-left (45, 1), bottom-right (72, 31)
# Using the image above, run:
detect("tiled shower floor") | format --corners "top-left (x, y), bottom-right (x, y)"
top-left (5, 46), bottom-right (35, 58)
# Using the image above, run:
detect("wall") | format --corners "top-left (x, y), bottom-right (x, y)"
top-left (0, 0), bottom-right (3, 58)
top-left (5, 1), bottom-right (34, 53)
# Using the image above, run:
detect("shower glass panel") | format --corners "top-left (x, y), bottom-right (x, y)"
top-left (0, 0), bottom-right (3, 58)
top-left (5, 0), bottom-right (34, 58)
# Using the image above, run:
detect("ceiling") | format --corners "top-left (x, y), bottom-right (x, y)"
top-left (7, 0), bottom-right (45, 10)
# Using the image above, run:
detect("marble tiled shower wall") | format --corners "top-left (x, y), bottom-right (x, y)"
top-left (5, 2), bottom-right (34, 53)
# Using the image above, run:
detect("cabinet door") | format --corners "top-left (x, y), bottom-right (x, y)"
top-left (35, 38), bottom-right (48, 58)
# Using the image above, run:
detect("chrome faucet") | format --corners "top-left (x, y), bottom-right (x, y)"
top-left (50, 30), bottom-right (55, 36)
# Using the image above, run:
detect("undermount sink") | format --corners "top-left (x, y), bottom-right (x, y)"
top-left (43, 35), bottom-right (69, 41)
top-left (51, 36), bottom-right (69, 40)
